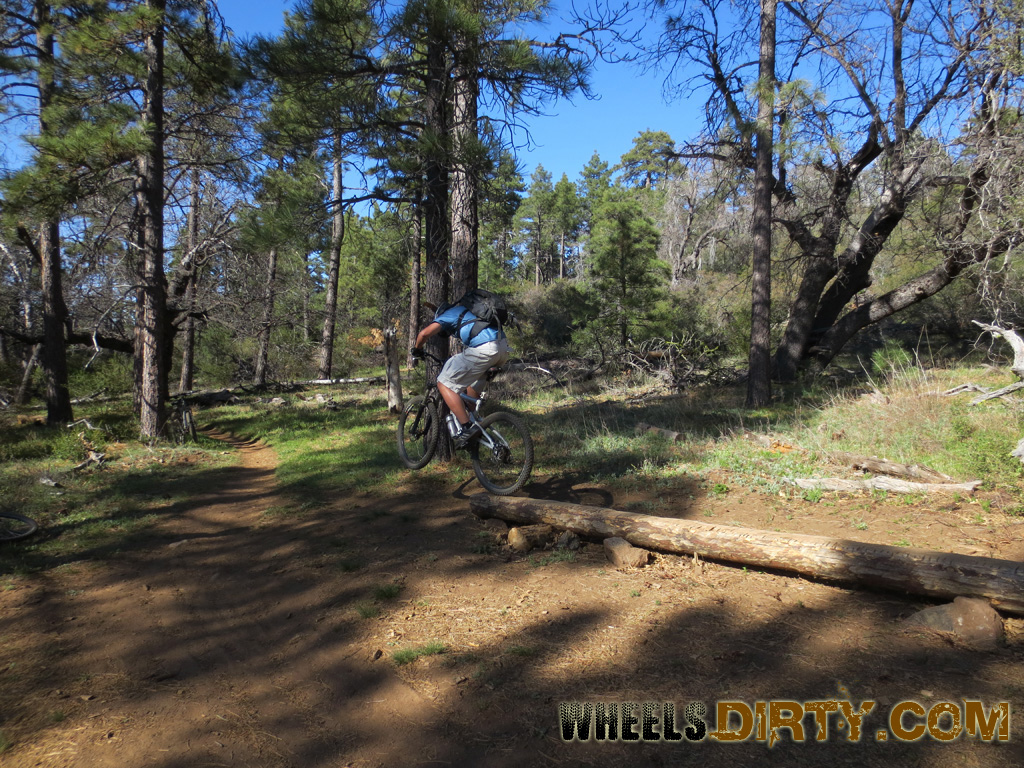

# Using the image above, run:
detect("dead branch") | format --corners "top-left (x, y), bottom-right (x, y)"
top-left (974, 321), bottom-right (1024, 378)
top-left (791, 477), bottom-right (981, 494)
top-left (829, 452), bottom-right (953, 483)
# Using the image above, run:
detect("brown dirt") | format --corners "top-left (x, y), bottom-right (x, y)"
top-left (2, 427), bottom-right (1024, 767)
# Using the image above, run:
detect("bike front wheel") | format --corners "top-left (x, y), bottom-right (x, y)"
top-left (0, 512), bottom-right (38, 542)
top-left (397, 396), bottom-right (439, 469)
top-left (470, 412), bottom-right (533, 495)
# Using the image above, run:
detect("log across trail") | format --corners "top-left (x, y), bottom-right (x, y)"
top-left (470, 494), bottom-right (1024, 616)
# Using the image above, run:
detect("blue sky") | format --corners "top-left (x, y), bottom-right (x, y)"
top-left (219, 0), bottom-right (698, 186)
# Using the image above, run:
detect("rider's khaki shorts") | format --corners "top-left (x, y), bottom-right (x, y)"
top-left (437, 339), bottom-right (510, 394)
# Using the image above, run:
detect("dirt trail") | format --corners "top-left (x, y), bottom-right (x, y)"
top-left (3, 428), bottom-right (1024, 767)
top-left (0, 429), bottom-right (500, 768)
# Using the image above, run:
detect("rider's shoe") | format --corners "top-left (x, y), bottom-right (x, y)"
top-left (453, 424), bottom-right (479, 450)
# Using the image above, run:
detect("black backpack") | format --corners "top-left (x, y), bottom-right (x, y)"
top-left (453, 288), bottom-right (511, 341)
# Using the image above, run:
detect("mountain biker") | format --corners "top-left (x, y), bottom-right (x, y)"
top-left (413, 300), bottom-right (510, 449)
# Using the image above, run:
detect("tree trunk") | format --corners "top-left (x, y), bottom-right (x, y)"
top-left (318, 146), bottom-right (344, 380)
top-left (179, 168), bottom-right (201, 392)
top-left (449, 23), bottom-right (479, 300)
top-left (812, 236), bottom-right (1016, 369)
top-left (38, 220), bottom-right (73, 424)
top-left (384, 327), bottom-right (403, 412)
top-left (253, 247), bottom-right (278, 387)
top-left (423, 25), bottom-right (451, 460)
top-left (136, 0), bottom-right (168, 439)
top-left (746, 0), bottom-right (774, 408)
top-left (470, 494), bottom-right (1024, 616)
top-left (407, 201), bottom-right (422, 367)
top-left (36, 1), bottom-right (73, 426)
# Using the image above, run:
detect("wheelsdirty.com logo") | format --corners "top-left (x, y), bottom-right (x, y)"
top-left (558, 695), bottom-right (1010, 746)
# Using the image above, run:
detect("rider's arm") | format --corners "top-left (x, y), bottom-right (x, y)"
top-left (414, 321), bottom-right (443, 349)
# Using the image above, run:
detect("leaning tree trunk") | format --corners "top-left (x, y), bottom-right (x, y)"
top-left (16, 344), bottom-right (41, 406)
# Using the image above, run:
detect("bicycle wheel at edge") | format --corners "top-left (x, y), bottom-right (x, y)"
top-left (397, 396), bottom-right (439, 469)
top-left (470, 411), bottom-right (533, 495)
top-left (0, 512), bottom-right (39, 542)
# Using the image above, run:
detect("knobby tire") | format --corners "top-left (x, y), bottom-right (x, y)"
top-left (0, 512), bottom-right (38, 542)
top-left (470, 412), bottom-right (533, 495)
top-left (397, 396), bottom-right (439, 469)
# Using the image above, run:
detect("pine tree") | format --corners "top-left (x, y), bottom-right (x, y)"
top-left (588, 192), bottom-right (666, 350)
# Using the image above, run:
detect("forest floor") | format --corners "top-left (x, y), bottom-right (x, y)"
top-left (2, 422), bottom-right (1024, 767)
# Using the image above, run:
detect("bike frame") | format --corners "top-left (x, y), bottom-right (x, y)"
top-left (417, 350), bottom-right (500, 445)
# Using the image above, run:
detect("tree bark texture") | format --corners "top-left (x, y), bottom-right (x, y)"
top-left (422, 25), bottom-right (452, 461)
top-left (449, 24), bottom-right (479, 300)
top-left (135, 0), bottom-right (168, 439)
top-left (470, 494), bottom-right (1024, 615)
top-left (747, 0), bottom-right (775, 407)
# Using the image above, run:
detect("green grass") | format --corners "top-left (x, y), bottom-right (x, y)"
top-left (0, 405), bottom-right (235, 575)
top-left (392, 641), bottom-right (446, 666)
top-left (527, 549), bottom-right (578, 567)
top-left (355, 602), bottom-right (381, 619)
top-left (3, 360), bottom-right (1021, 582)
top-left (374, 583), bottom-right (403, 600)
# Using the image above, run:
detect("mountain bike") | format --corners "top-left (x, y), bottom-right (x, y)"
top-left (0, 512), bottom-right (38, 542)
top-left (397, 350), bottom-right (533, 495)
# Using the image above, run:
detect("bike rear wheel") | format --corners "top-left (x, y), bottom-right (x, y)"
top-left (470, 412), bottom-right (533, 495)
top-left (397, 396), bottom-right (439, 469)
top-left (0, 512), bottom-right (38, 542)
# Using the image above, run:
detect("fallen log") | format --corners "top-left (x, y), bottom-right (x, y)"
top-left (829, 452), bottom-right (953, 483)
top-left (469, 494), bottom-right (1024, 616)
top-left (791, 477), bottom-right (981, 494)
top-left (508, 524), bottom-right (554, 553)
top-left (303, 376), bottom-right (385, 386)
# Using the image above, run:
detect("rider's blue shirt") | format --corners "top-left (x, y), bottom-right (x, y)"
top-left (434, 305), bottom-right (503, 347)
